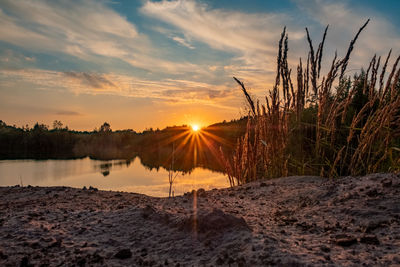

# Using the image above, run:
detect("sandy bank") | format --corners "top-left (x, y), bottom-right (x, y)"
top-left (0, 173), bottom-right (400, 266)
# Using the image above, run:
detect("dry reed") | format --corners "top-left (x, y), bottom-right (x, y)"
top-left (221, 20), bottom-right (400, 185)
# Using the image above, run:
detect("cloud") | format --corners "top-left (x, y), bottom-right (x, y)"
top-left (171, 35), bottom-right (195, 49)
top-left (0, 1), bottom-right (139, 58)
top-left (140, 0), bottom-right (309, 98)
top-left (162, 88), bottom-right (232, 100)
top-left (64, 72), bottom-right (117, 91)
top-left (0, 68), bottom-right (237, 108)
top-left (0, 68), bottom-right (65, 90)
top-left (141, 0), bottom-right (304, 70)
top-left (0, 0), bottom-right (201, 74)
top-left (142, 0), bottom-right (284, 53)
top-left (0, 49), bottom-right (36, 65)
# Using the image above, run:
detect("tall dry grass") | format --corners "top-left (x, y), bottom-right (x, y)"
top-left (221, 20), bottom-right (400, 186)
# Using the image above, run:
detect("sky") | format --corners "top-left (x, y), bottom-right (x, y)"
top-left (0, 0), bottom-right (399, 131)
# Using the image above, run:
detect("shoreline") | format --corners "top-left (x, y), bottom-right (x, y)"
top-left (1, 173), bottom-right (399, 266)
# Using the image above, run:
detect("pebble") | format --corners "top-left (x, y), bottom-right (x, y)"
top-left (114, 248), bottom-right (132, 259)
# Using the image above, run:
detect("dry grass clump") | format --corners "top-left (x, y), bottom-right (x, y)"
top-left (221, 20), bottom-right (400, 186)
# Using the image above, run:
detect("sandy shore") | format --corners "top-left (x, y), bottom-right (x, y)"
top-left (1, 173), bottom-right (400, 266)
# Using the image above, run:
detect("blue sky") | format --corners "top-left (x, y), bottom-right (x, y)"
top-left (1, 0), bottom-right (399, 130)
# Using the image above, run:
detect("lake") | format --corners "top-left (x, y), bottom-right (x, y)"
top-left (0, 157), bottom-right (229, 197)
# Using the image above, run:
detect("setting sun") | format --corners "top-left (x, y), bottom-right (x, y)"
top-left (191, 124), bottom-right (200, 132)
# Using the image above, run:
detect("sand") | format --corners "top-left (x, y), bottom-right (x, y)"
top-left (0, 173), bottom-right (399, 266)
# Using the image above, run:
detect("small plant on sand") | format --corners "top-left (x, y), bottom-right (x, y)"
top-left (168, 142), bottom-right (179, 198)
top-left (221, 20), bottom-right (400, 185)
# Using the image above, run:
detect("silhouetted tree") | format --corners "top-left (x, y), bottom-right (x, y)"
top-left (52, 120), bottom-right (63, 130)
top-left (99, 122), bottom-right (112, 132)
top-left (33, 123), bottom-right (48, 131)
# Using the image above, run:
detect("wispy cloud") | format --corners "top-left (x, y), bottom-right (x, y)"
top-left (140, 0), bottom-right (308, 98)
top-left (142, 0), bottom-right (286, 53)
top-left (64, 72), bottom-right (117, 91)
top-left (162, 88), bottom-right (231, 100)
top-left (171, 35), bottom-right (195, 49)
top-left (0, 68), bottom-right (237, 108)
top-left (0, 0), bottom-right (201, 74)
top-left (141, 0), bottom-right (304, 71)
top-left (0, 49), bottom-right (36, 65)
top-left (0, 0), bottom-right (140, 58)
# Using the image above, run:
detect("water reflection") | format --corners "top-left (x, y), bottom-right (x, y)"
top-left (94, 159), bottom-right (135, 177)
top-left (0, 157), bottom-right (228, 197)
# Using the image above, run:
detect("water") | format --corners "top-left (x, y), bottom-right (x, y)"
top-left (0, 157), bottom-right (229, 197)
